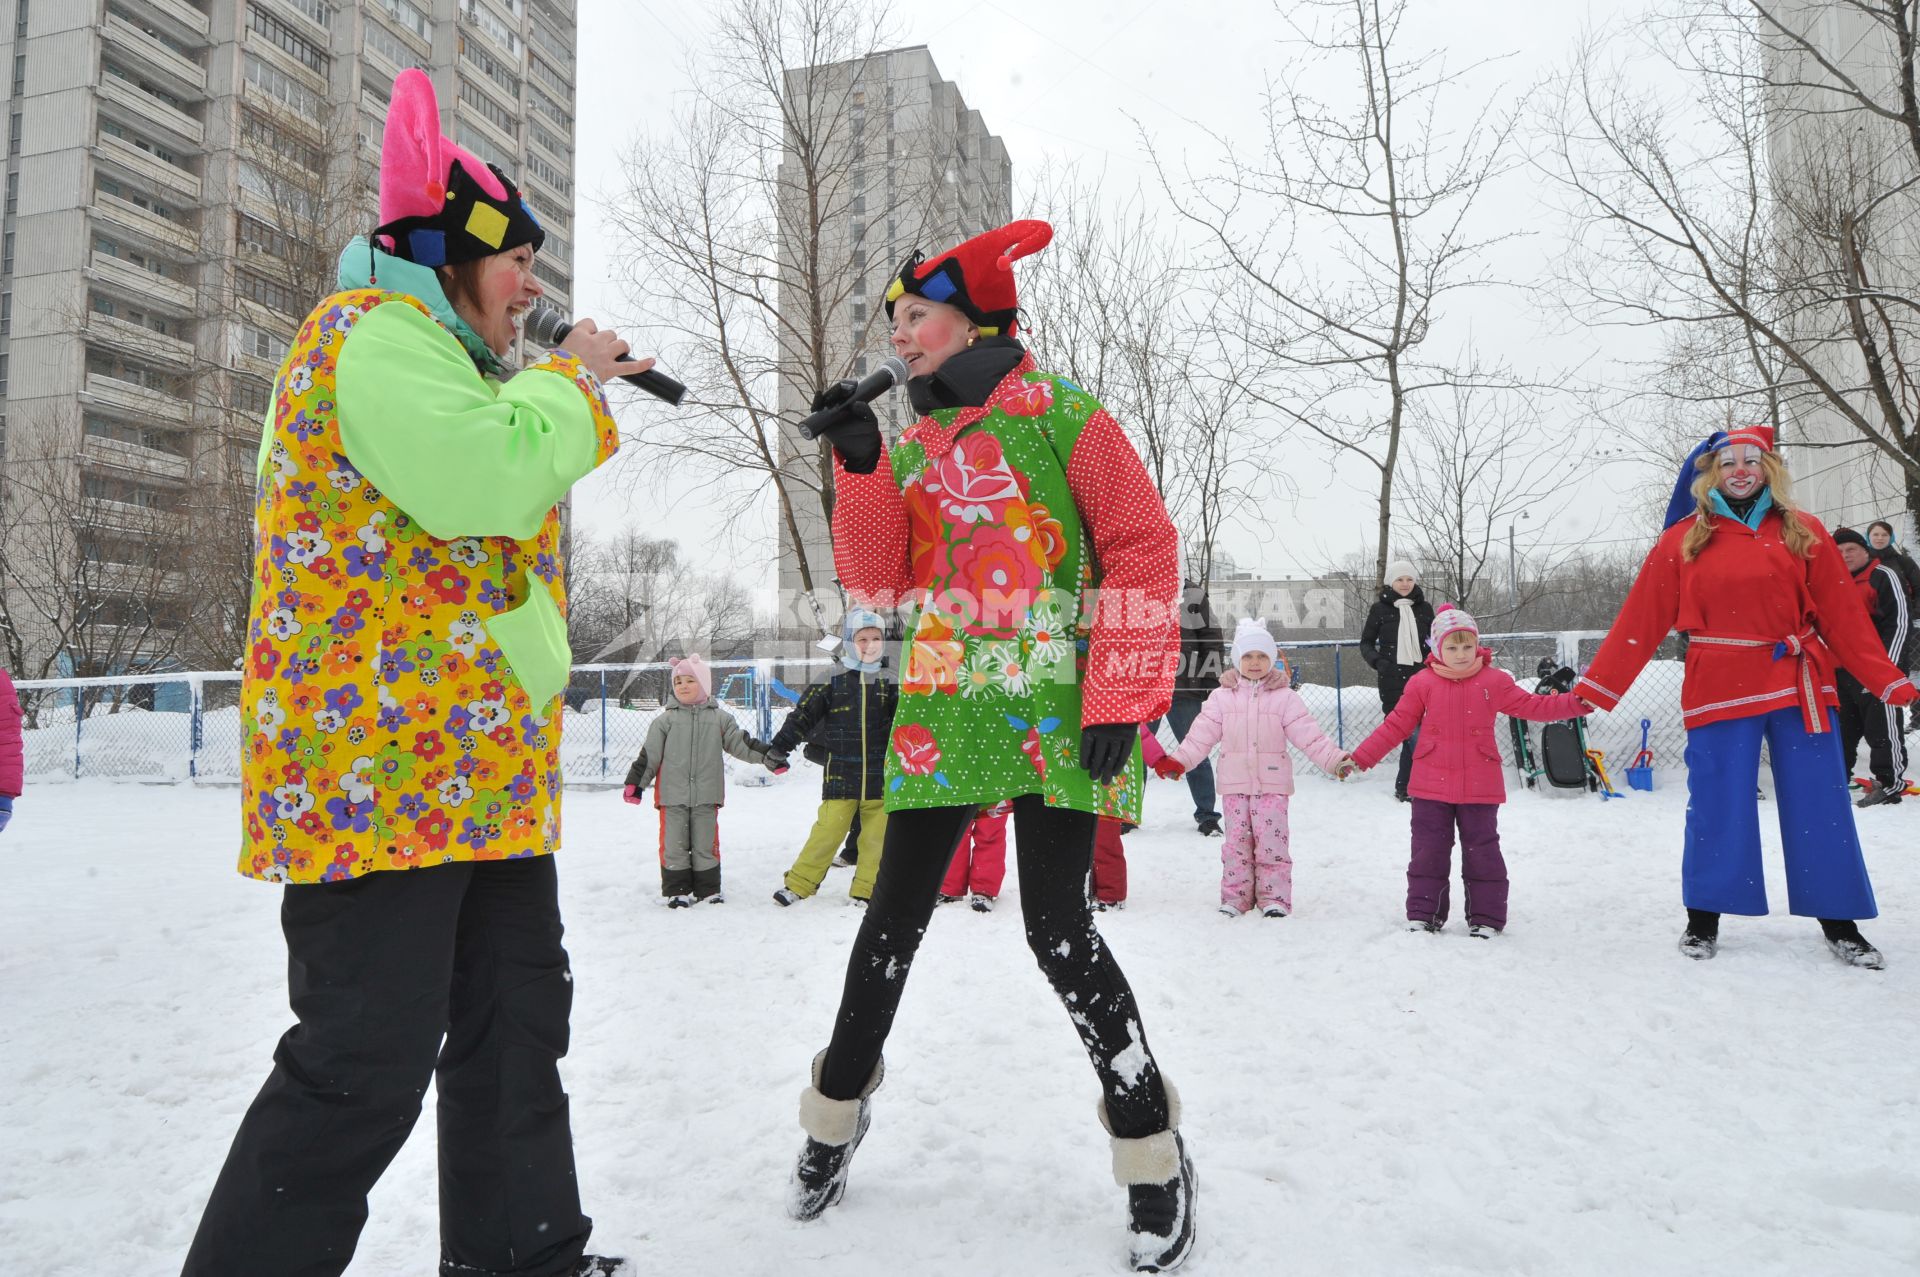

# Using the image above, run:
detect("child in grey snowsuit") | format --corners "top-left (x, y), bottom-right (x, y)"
top-left (624, 654), bottom-right (781, 905)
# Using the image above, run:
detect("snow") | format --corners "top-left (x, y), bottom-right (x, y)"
top-left (3, 768), bottom-right (1918, 1275)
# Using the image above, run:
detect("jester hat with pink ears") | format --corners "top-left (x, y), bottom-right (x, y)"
top-left (372, 69), bottom-right (544, 268)
top-left (883, 219), bottom-right (1053, 337)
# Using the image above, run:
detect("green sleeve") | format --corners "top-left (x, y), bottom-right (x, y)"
top-left (334, 300), bottom-right (603, 541)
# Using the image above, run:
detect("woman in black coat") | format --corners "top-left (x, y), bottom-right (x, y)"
top-left (1357, 560), bottom-right (1435, 800)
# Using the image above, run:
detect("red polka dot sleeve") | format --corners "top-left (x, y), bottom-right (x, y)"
top-left (1065, 408), bottom-right (1181, 729)
top-left (831, 443), bottom-right (913, 609)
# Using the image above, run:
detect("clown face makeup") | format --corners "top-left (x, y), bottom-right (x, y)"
top-left (1716, 444), bottom-right (1766, 499)
top-left (890, 296), bottom-right (976, 378)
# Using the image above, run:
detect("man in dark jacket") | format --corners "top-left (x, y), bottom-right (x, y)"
top-left (1357, 561), bottom-right (1435, 801)
top-left (765, 609), bottom-right (899, 901)
top-left (1155, 580), bottom-right (1227, 834)
top-left (1834, 528), bottom-right (1911, 806)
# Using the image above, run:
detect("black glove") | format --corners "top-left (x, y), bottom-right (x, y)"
top-left (806, 380), bottom-right (882, 474)
top-left (764, 750), bottom-right (791, 775)
top-left (1080, 723), bottom-right (1138, 786)
top-left (802, 740), bottom-right (829, 767)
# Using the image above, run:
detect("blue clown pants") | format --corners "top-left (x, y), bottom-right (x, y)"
top-left (1682, 707), bottom-right (1877, 919)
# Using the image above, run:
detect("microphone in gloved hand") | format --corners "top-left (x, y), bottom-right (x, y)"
top-left (798, 355), bottom-right (910, 440)
top-left (524, 304), bottom-right (687, 406)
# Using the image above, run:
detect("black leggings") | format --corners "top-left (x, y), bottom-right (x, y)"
top-left (818, 794), bottom-right (1173, 1138)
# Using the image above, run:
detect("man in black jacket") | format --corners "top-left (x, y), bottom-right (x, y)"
top-left (1834, 528), bottom-right (1911, 807)
top-left (1156, 580), bottom-right (1227, 835)
top-left (1357, 561), bottom-right (1435, 801)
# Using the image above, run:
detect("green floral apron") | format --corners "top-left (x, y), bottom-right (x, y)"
top-left (883, 372), bottom-right (1143, 820)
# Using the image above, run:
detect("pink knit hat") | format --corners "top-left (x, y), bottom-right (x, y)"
top-left (669, 655), bottom-right (712, 702)
top-left (1428, 604), bottom-right (1479, 650)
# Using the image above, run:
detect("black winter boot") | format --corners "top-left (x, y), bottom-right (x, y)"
top-left (788, 1049), bottom-right (883, 1220)
top-left (1819, 918), bottom-right (1885, 969)
top-left (1102, 1082), bottom-right (1197, 1273)
top-left (1679, 909), bottom-right (1719, 960)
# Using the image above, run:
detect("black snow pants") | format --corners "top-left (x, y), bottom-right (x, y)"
top-left (817, 793), bottom-right (1174, 1138)
top-left (182, 856), bottom-right (591, 1277)
top-left (1838, 671), bottom-right (1908, 788)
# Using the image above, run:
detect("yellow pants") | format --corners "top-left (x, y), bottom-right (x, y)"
top-left (785, 798), bottom-right (888, 900)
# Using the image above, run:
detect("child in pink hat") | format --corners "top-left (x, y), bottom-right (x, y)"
top-left (1349, 606), bottom-right (1591, 936)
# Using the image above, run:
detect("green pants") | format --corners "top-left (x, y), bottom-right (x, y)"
top-left (786, 798), bottom-right (887, 900)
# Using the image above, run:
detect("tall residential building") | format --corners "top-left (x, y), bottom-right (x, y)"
top-left (1765, 1), bottom-right (1918, 539)
top-left (774, 46), bottom-right (1011, 630)
top-left (0, 0), bottom-right (577, 687)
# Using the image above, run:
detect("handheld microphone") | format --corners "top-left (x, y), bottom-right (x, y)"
top-left (523, 305), bottom-right (687, 406)
top-left (799, 355), bottom-right (911, 440)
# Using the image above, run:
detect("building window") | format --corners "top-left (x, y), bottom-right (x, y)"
top-left (100, 118), bottom-right (183, 167)
top-left (529, 55), bottom-right (567, 95)
top-left (364, 18), bottom-right (424, 72)
top-left (284, 0), bottom-right (334, 27)
top-left (524, 151), bottom-right (571, 196)
top-left (95, 176), bottom-right (182, 224)
top-left (529, 87), bottom-right (569, 131)
top-left (236, 270), bottom-right (298, 312)
top-left (238, 323), bottom-right (288, 362)
top-left (241, 111), bottom-right (323, 173)
top-left (248, 4), bottom-right (329, 75)
top-left (460, 0), bottom-right (523, 57)
top-left (459, 33), bottom-right (520, 97)
top-left (232, 376), bottom-right (273, 415)
top-left (245, 52), bottom-right (323, 116)
top-left (529, 120), bottom-right (566, 159)
top-left (376, 0), bottom-right (431, 39)
top-left (459, 77), bottom-right (518, 139)
top-left (531, 257), bottom-right (570, 294)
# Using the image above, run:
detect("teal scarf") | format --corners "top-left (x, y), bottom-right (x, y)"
top-left (1707, 487), bottom-right (1774, 530)
top-left (336, 237), bottom-right (504, 375)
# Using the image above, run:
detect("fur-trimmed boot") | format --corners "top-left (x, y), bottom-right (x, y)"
top-left (1101, 1082), bottom-right (1197, 1273)
top-left (788, 1049), bottom-right (883, 1221)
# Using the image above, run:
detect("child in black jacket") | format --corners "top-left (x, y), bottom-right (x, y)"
top-left (766, 609), bottom-right (897, 905)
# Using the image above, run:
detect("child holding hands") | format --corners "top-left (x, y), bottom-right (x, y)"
top-left (1155, 619), bottom-right (1346, 917)
top-left (624, 654), bottom-right (781, 906)
top-left (1349, 606), bottom-right (1590, 936)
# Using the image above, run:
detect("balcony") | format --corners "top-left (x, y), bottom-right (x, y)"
top-left (83, 495), bottom-right (186, 535)
top-left (84, 371), bottom-right (194, 421)
top-left (81, 433), bottom-right (193, 483)
top-left (92, 190), bottom-right (200, 257)
top-left (85, 561), bottom-right (192, 596)
top-left (96, 134), bottom-right (202, 201)
top-left (88, 253), bottom-right (196, 311)
top-left (97, 74), bottom-right (205, 149)
top-left (119, 0), bottom-right (211, 42)
top-left (102, 13), bottom-right (209, 97)
top-left (86, 309), bottom-right (197, 367)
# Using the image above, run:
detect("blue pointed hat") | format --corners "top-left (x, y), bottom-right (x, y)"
top-left (1663, 432), bottom-right (1726, 529)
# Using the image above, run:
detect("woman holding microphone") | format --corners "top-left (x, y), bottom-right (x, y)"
top-left (183, 71), bottom-right (636, 1277)
top-left (787, 221), bottom-right (1197, 1273)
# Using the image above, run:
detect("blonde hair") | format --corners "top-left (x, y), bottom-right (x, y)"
top-left (1681, 450), bottom-right (1815, 561)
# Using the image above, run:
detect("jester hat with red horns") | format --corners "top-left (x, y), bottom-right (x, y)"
top-left (371, 69), bottom-right (544, 269)
top-left (1663, 423), bottom-right (1776, 529)
top-left (883, 219), bottom-right (1053, 337)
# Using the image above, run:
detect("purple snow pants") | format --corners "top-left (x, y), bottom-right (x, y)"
top-left (1407, 798), bottom-right (1508, 930)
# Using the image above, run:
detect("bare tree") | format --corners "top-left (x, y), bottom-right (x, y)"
top-left (1020, 172), bottom-right (1266, 587)
top-left (608, 0), bottom-right (976, 635)
top-left (1393, 376), bottom-right (1567, 617)
top-left (1543, 0), bottom-right (1920, 525)
top-left (0, 429), bottom-right (189, 720)
top-left (1147, 0), bottom-right (1526, 587)
top-left (568, 528), bottom-right (761, 675)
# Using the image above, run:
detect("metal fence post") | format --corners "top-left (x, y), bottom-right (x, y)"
top-left (598, 670), bottom-right (609, 780)
top-left (1334, 645), bottom-right (1345, 749)
top-left (757, 659), bottom-right (773, 738)
top-left (188, 675), bottom-right (204, 782)
top-left (73, 683), bottom-right (83, 781)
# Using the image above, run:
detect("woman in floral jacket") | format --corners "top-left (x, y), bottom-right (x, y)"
top-left (785, 221), bottom-right (1197, 1274)
top-left (184, 72), bottom-right (633, 1277)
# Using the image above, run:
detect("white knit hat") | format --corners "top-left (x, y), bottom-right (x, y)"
top-left (1384, 560), bottom-right (1417, 586)
top-left (1230, 618), bottom-right (1278, 662)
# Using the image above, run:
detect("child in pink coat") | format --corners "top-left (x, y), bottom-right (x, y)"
top-left (1155, 620), bottom-right (1345, 917)
top-left (1350, 606), bottom-right (1591, 936)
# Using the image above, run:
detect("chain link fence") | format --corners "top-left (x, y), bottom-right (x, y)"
top-left (7, 632), bottom-right (1836, 788)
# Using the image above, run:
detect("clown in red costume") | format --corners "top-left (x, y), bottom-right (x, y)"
top-left (1575, 425), bottom-right (1917, 967)
top-left (785, 220), bottom-right (1195, 1274)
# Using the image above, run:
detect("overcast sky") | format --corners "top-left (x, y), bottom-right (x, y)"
top-left (560, 0), bottom-right (1675, 595)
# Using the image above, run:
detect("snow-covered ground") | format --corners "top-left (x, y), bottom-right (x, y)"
top-left (3, 766), bottom-right (1917, 1275)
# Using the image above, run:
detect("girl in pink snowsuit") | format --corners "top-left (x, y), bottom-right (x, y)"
top-left (1155, 620), bottom-right (1345, 917)
top-left (1349, 606), bottom-right (1591, 936)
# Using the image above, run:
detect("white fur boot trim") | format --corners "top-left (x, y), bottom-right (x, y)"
top-left (797, 1049), bottom-right (883, 1146)
top-left (1098, 1080), bottom-right (1184, 1186)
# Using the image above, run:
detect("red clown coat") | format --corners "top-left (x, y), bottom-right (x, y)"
top-left (1576, 509), bottom-right (1916, 731)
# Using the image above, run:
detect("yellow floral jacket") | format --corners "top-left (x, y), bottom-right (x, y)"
top-left (238, 287), bottom-right (618, 883)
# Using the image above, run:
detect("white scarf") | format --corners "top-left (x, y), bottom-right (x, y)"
top-left (1394, 599), bottom-right (1421, 665)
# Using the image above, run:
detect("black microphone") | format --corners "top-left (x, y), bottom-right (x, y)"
top-left (523, 305), bottom-right (687, 406)
top-left (799, 355), bottom-right (911, 440)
